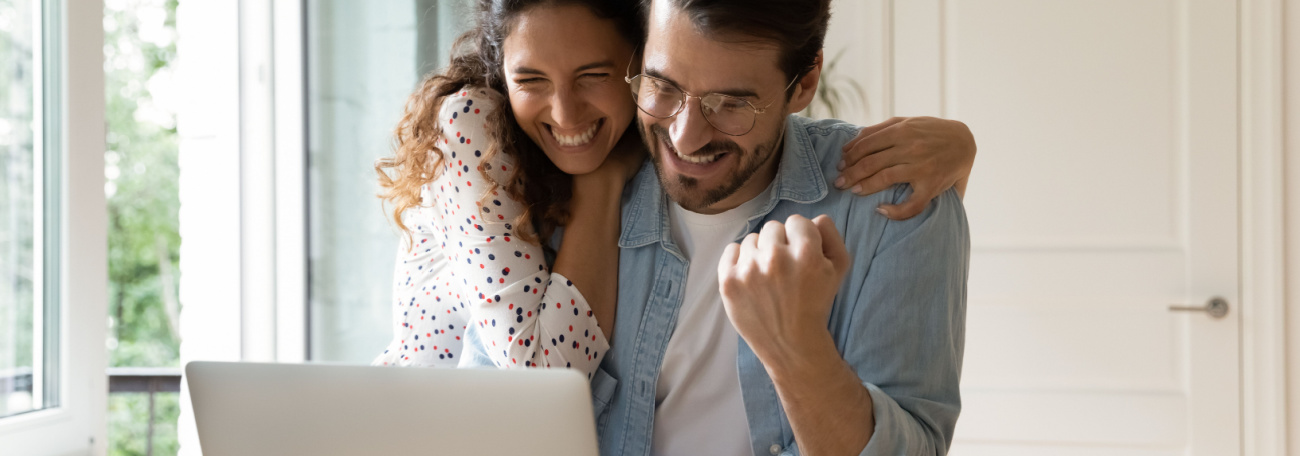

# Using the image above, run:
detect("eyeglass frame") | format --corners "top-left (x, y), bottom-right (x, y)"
top-left (623, 55), bottom-right (801, 136)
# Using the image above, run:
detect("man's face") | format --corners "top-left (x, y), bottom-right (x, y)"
top-left (638, 0), bottom-right (813, 214)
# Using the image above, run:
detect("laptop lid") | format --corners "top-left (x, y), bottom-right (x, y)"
top-left (185, 361), bottom-right (599, 456)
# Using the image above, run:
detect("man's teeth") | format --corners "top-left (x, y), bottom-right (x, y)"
top-left (675, 147), bottom-right (723, 165)
top-left (553, 122), bottom-right (598, 147)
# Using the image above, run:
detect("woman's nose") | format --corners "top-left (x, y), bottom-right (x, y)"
top-left (550, 85), bottom-right (589, 129)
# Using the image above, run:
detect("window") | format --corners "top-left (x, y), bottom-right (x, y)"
top-left (0, 0), bottom-right (106, 451)
top-left (0, 0), bottom-right (55, 420)
top-left (305, 0), bottom-right (471, 363)
top-left (103, 0), bottom-right (182, 453)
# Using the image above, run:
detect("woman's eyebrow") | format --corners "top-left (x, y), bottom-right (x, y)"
top-left (513, 60), bottom-right (615, 76)
top-left (574, 61), bottom-right (615, 72)
top-left (512, 66), bottom-right (547, 76)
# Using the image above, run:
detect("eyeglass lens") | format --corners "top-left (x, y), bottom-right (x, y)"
top-left (630, 75), bottom-right (757, 136)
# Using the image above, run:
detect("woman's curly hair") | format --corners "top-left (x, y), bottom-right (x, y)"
top-left (375, 0), bottom-right (644, 250)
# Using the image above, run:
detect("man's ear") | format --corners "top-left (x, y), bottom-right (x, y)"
top-left (786, 49), bottom-right (823, 114)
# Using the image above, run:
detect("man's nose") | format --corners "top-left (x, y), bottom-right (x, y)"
top-left (668, 97), bottom-right (713, 156)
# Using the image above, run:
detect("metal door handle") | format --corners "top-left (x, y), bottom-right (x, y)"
top-left (1168, 297), bottom-right (1229, 319)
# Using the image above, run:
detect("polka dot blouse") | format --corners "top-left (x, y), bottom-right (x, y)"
top-left (372, 87), bottom-right (610, 378)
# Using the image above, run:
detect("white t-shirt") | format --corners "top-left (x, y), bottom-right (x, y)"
top-left (652, 193), bottom-right (768, 456)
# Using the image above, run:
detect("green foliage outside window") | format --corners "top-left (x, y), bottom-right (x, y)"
top-left (105, 0), bottom-right (182, 454)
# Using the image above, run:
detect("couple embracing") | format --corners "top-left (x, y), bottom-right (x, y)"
top-left (373, 1), bottom-right (972, 455)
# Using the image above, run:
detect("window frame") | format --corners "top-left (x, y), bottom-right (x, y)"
top-left (0, 0), bottom-right (108, 453)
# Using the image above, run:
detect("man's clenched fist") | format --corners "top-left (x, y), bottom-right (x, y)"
top-left (717, 214), bottom-right (851, 363)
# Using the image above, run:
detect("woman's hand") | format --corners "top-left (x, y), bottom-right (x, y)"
top-left (834, 116), bottom-right (976, 220)
top-left (577, 126), bottom-right (648, 192)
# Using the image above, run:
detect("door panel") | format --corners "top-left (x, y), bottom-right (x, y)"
top-left (880, 0), bottom-right (1241, 454)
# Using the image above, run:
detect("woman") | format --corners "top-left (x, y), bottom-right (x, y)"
top-left (372, 0), bottom-right (976, 378)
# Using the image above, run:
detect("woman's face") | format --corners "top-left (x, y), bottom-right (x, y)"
top-left (502, 4), bottom-right (637, 175)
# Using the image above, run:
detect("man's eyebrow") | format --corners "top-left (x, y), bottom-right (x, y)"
top-left (513, 60), bottom-right (617, 76)
top-left (643, 67), bottom-right (760, 99)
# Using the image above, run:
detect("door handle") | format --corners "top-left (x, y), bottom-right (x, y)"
top-left (1168, 297), bottom-right (1230, 319)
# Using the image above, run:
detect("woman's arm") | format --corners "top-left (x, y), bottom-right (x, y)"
top-left (834, 116), bottom-right (976, 219)
top-left (550, 131), bottom-right (644, 340)
top-left (440, 89), bottom-right (612, 376)
top-left (552, 175), bottom-right (624, 340)
top-left (373, 234), bottom-right (432, 366)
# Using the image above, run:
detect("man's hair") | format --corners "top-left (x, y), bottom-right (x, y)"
top-left (650, 0), bottom-right (831, 93)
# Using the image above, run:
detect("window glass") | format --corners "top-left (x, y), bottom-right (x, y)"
top-left (306, 0), bottom-right (471, 363)
top-left (0, 0), bottom-right (41, 419)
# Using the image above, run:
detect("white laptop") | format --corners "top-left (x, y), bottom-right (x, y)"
top-left (185, 361), bottom-right (599, 456)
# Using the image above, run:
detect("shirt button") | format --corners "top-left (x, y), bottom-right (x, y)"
top-left (769, 444), bottom-right (781, 455)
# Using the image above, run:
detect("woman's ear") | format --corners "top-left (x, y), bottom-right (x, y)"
top-left (786, 49), bottom-right (824, 114)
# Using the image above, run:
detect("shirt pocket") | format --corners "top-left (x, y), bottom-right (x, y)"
top-left (590, 367), bottom-right (619, 436)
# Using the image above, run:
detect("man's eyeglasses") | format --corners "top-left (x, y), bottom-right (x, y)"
top-left (625, 63), bottom-right (799, 136)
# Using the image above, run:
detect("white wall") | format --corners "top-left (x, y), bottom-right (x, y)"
top-left (1285, 0), bottom-right (1300, 452)
top-left (174, 0), bottom-right (240, 454)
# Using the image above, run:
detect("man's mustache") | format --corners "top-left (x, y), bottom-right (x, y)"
top-left (649, 124), bottom-right (745, 159)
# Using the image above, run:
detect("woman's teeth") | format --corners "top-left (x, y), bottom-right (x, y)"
top-left (553, 122), bottom-right (599, 147)
top-left (675, 147), bottom-right (723, 165)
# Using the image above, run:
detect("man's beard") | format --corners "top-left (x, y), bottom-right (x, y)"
top-left (641, 122), bottom-right (783, 213)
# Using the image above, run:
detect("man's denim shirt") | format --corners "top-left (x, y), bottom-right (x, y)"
top-left (465, 114), bottom-right (969, 456)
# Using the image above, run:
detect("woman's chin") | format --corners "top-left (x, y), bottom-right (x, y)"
top-left (553, 156), bottom-right (606, 176)
top-left (544, 146), bottom-right (610, 176)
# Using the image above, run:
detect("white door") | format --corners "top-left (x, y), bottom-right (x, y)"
top-left (830, 0), bottom-right (1241, 454)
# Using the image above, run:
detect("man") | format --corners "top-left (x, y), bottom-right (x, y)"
top-left (594, 1), bottom-right (969, 455)
top-left (459, 0), bottom-right (970, 453)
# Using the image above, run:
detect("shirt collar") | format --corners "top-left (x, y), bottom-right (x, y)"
top-left (619, 115), bottom-right (829, 248)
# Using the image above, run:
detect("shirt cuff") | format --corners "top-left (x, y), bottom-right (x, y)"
top-left (859, 382), bottom-right (906, 456)
top-left (548, 272), bottom-right (611, 353)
